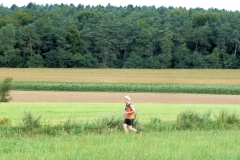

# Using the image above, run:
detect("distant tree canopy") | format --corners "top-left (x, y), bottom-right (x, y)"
top-left (0, 4), bottom-right (240, 68)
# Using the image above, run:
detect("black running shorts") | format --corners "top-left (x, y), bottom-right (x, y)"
top-left (124, 119), bottom-right (134, 126)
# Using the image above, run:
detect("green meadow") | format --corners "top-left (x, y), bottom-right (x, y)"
top-left (1, 103), bottom-right (239, 125)
top-left (1, 102), bottom-right (240, 160)
top-left (1, 131), bottom-right (240, 160)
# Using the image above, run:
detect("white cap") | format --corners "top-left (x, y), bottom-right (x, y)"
top-left (124, 96), bottom-right (131, 101)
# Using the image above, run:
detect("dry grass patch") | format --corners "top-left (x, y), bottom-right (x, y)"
top-left (0, 68), bottom-right (240, 85)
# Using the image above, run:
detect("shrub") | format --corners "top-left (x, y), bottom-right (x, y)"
top-left (92, 115), bottom-right (123, 134)
top-left (0, 77), bottom-right (13, 102)
top-left (0, 117), bottom-right (11, 126)
top-left (22, 111), bottom-right (42, 130)
top-left (176, 109), bottom-right (212, 130)
top-left (100, 115), bottom-right (123, 130)
top-left (60, 118), bottom-right (88, 135)
top-left (146, 116), bottom-right (163, 132)
top-left (214, 109), bottom-right (240, 129)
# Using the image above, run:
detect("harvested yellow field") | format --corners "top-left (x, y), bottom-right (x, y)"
top-left (1, 68), bottom-right (240, 85)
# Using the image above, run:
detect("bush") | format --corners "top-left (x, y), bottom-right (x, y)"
top-left (214, 109), bottom-right (240, 129)
top-left (146, 116), bottom-right (163, 132)
top-left (22, 111), bottom-right (42, 130)
top-left (176, 109), bottom-right (212, 130)
top-left (0, 117), bottom-right (11, 126)
top-left (0, 77), bottom-right (13, 102)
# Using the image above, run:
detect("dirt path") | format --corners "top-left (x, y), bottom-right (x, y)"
top-left (10, 91), bottom-right (240, 104)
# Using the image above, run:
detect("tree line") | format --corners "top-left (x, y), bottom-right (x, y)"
top-left (0, 3), bottom-right (240, 68)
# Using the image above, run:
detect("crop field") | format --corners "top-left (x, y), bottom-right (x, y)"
top-left (0, 68), bottom-right (240, 160)
top-left (1, 68), bottom-right (240, 94)
top-left (0, 68), bottom-right (240, 84)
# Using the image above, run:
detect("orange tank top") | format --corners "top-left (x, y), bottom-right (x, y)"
top-left (125, 103), bottom-right (134, 119)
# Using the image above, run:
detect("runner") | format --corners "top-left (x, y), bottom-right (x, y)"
top-left (123, 95), bottom-right (142, 134)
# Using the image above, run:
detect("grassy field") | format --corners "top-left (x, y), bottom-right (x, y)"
top-left (1, 131), bottom-right (239, 160)
top-left (0, 68), bottom-right (240, 85)
top-left (1, 103), bottom-right (239, 125)
top-left (1, 68), bottom-right (240, 159)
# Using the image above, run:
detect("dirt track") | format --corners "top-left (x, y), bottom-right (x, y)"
top-left (10, 91), bottom-right (240, 104)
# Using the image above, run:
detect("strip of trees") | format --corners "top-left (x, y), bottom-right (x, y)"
top-left (0, 3), bottom-right (239, 68)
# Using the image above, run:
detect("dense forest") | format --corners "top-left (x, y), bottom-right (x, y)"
top-left (0, 3), bottom-right (240, 68)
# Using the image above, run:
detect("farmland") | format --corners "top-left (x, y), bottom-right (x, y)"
top-left (0, 68), bottom-right (240, 84)
top-left (0, 68), bottom-right (240, 160)
top-left (1, 69), bottom-right (240, 94)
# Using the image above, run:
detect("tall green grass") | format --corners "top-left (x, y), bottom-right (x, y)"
top-left (10, 81), bottom-right (240, 94)
top-left (1, 131), bottom-right (239, 160)
top-left (1, 109), bottom-right (239, 137)
top-left (1, 103), bottom-right (240, 159)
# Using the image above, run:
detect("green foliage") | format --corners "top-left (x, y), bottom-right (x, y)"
top-left (169, 7), bottom-right (189, 17)
top-left (193, 22), bottom-right (211, 51)
top-left (190, 51), bottom-right (205, 68)
top-left (173, 43), bottom-right (191, 68)
top-left (93, 115), bottom-right (123, 134)
top-left (0, 117), bottom-right (11, 126)
top-left (145, 116), bottom-right (172, 132)
top-left (123, 53), bottom-right (145, 68)
top-left (20, 24), bottom-right (42, 58)
top-left (38, 115), bottom-right (124, 135)
top-left (11, 10), bottom-right (32, 25)
top-left (0, 109), bottom-right (239, 137)
top-left (137, 19), bottom-right (149, 28)
top-left (192, 11), bottom-right (219, 27)
top-left (214, 109), bottom-right (240, 129)
top-left (67, 24), bottom-right (82, 54)
top-left (44, 50), bottom-right (61, 68)
top-left (99, 115), bottom-right (123, 130)
top-left (176, 109), bottom-right (240, 130)
top-left (82, 53), bottom-right (99, 68)
top-left (176, 109), bottom-right (212, 130)
top-left (26, 54), bottom-right (44, 67)
top-left (22, 111), bottom-right (41, 130)
top-left (204, 48), bottom-right (221, 68)
top-left (160, 33), bottom-right (174, 55)
top-left (0, 17), bottom-right (19, 28)
top-left (0, 77), bottom-right (13, 102)
top-left (157, 53), bottom-right (172, 68)
top-left (0, 5), bottom-right (239, 68)
top-left (0, 23), bottom-right (16, 56)
top-left (145, 56), bottom-right (161, 68)
top-left (77, 11), bottom-right (94, 21)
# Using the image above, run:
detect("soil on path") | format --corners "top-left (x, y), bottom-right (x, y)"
top-left (10, 91), bottom-right (240, 104)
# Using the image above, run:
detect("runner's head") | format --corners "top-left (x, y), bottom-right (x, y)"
top-left (124, 96), bottom-right (131, 102)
